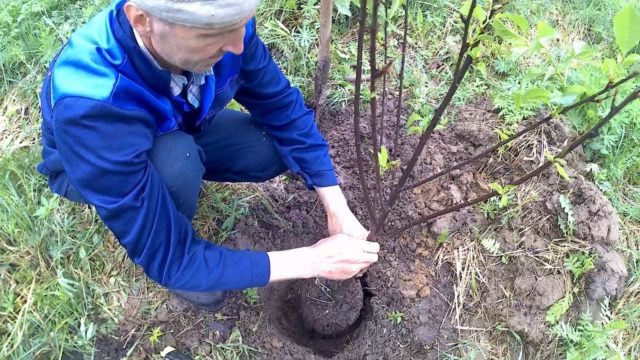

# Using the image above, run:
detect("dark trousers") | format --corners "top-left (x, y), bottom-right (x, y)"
top-left (63, 109), bottom-right (287, 298)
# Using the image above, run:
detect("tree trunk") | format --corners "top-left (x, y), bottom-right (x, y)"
top-left (314, 0), bottom-right (333, 122)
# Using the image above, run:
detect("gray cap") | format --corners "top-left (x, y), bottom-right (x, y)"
top-left (129, 0), bottom-right (260, 29)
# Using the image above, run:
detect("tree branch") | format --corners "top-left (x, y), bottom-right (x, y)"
top-left (386, 86), bottom-right (640, 237)
top-left (401, 71), bottom-right (640, 192)
top-left (370, 0), bottom-right (384, 211)
top-left (391, 0), bottom-right (411, 157)
top-left (380, 0), bottom-right (389, 147)
top-left (353, 0), bottom-right (376, 225)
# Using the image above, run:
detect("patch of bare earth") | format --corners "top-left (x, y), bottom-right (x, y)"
top-left (96, 97), bottom-right (627, 359)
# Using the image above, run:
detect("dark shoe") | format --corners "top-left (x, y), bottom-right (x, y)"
top-left (170, 289), bottom-right (227, 312)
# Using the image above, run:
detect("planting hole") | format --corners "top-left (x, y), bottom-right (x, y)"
top-left (272, 277), bottom-right (372, 357)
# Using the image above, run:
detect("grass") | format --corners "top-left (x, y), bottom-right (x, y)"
top-left (0, 148), bottom-right (125, 357)
top-left (1, 0), bottom-right (639, 359)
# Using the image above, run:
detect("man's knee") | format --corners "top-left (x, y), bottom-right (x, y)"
top-left (241, 137), bottom-right (288, 182)
top-left (149, 131), bottom-right (205, 219)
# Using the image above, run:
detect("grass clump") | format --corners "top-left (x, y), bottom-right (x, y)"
top-left (0, 149), bottom-right (127, 358)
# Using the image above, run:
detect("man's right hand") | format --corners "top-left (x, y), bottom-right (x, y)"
top-left (268, 234), bottom-right (380, 283)
top-left (307, 234), bottom-right (379, 279)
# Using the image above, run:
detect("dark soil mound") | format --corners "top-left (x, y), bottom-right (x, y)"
top-left (300, 278), bottom-right (364, 336)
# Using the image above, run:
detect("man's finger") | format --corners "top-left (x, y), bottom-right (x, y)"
top-left (360, 240), bottom-right (380, 253)
top-left (356, 266), bottom-right (369, 277)
top-left (359, 252), bottom-right (378, 264)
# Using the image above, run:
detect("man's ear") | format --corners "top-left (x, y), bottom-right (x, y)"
top-left (124, 3), bottom-right (153, 36)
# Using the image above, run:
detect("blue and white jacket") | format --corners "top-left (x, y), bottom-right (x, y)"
top-left (38, 0), bottom-right (338, 291)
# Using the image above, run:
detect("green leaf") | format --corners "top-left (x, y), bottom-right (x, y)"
top-left (379, 146), bottom-right (399, 175)
top-left (622, 53), bottom-right (640, 68)
top-left (608, 320), bottom-right (627, 331)
top-left (613, 5), bottom-right (640, 55)
top-left (334, 0), bottom-right (352, 16)
top-left (564, 84), bottom-right (589, 95)
top-left (492, 19), bottom-right (528, 46)
top-left (564, 252), bottom-right (594, 280)
top-left (473, 6), bottom-right (487, 23)
top-left (5, 106), bottom-right (18, 117)
top-left (378, 146), bottom-right (389, 168)
top-left (499, 194), bottom-right (509, 208)
top-left (523, 67), bottom-right (544, 83)
top-left (546, 294), bottom-right (573, 324)
top-left (481, 237), bottom-right (502, 256)
top-left (572, 40), bottom-right (595, 60)
top-left (475, 62), bottom-right (487, 78)
top-left (406, 113), bottom-right (422, 127)
top-left (522, 87), bottom-right (551, 103)
top-left (460, 1), bottom-right (487, 23)
top-left (408, 126), bottom-right (423, 135)
top-left (536, 21), bottom-right (557, 40)
top-left (498, 13), bottom-right (529, 33)
top-left (149, 327), bottom-right (163, 346)
top-left (475, 34), bottom-right (493, 43)
top-left (544, 152), bottom-right (555, 163)
top-left (437, 229), bottom-right (450, 246)
top-left (488, 182), bottom-right (505, 194)
top-left (222, 216), bottom-right (236, 232)
top-left (57, 273), bottom-right (79, 296)
top-left (551, 92), bottom-right (579, 106)
top-left (551, 85), bottom-right (587, 106)
top-left (601, 58), bottom-right (619, 80)
top-left (468, 46), bottom-right (482, 59)
top-left (554, 162), bottom-right (572, 182)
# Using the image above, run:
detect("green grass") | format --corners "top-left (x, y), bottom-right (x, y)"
top-left (0, 149), bottom-right (125, 358)
top-left (1, 0), bottom-right (639, 359)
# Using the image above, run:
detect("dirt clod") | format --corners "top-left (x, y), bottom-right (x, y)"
top-left (586, 243), bottom-right (628, 302)
top-left (572, 181), bottom-right (621, 245)
top-left (300, 278), bottom-right (364, 336)
top-left (532, 275), bottom-right (566, 310)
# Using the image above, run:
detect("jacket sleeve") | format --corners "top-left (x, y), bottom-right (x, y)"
top-left (234, 20), bottom-right (339, 189)
top-left (52, 97), bottom-right (271, 291)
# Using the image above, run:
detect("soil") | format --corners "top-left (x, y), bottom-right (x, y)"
top-left (95, 95), bottom-right (628, 359)
top-left (300, 278), bottom-right (364, 336)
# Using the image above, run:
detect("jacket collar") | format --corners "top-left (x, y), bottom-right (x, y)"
top-left (112, 3), bottom-right (173, 97)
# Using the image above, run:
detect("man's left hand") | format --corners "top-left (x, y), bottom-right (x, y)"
top-left (316, 185), bottom-right (369, 239)
top-left (327, 206), bottom-right (368, 239)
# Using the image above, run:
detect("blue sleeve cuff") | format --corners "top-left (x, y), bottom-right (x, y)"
top-left (304, 169), bottom-right (340, 190)
top-left (250, 251), bottom-right (271, 287)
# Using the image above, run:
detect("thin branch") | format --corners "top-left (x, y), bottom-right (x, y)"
top-left (391, 0), bottom-right (411, 157)
top-left (380, 0), bottom-right (389, 147)
top-left (401, 71), bottom-right (640, 192)
top-left (353, 0), bottom-right (376, 224)
top-left (453, 0), bottom-right (475, 83)
top-left (370, 0), bottom-right (383, 211)
top-left (386, 87), bottom-right (640, 237)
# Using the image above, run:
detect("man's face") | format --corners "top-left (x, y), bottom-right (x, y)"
top-left (127, 2), bottom-right (252, 74)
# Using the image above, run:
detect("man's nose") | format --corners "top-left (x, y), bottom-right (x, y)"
top-left (222, 41), bottom-right (244, 56)
top-left (222, 29), bottom-right (246, 55)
